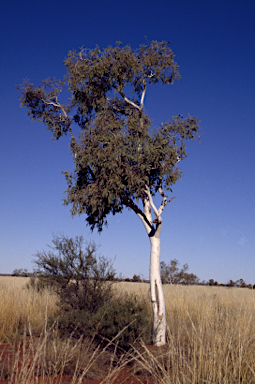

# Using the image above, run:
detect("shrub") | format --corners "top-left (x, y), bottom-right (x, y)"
top-left (31, 234), bottom-right (115, 312)
top-left (31, 235), bottom-right (151, 352)
top-left (96, 294), bottom-right (151, 350)
top-left (56, 294), bottom-right (151, 352)
top-left (132, 274), bottom-right (142, 282)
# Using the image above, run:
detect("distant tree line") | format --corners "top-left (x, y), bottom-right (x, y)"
top-left (10, 263), bottom-right (253, 288)
top-left (123, 259), bottom-right (199, 285)
top-left (12, 268), bottom-right (34, 277)
top-left (205, 278), bottom-right (252, 288)
top-left (129, 263), bottom-right (252, 288)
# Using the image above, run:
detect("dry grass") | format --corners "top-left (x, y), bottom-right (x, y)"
top-left (0, 277), bottom-right (129, 383)
top-left (131, 285), bottom-right (255, 383)
top-left (0, 322), bottom-right (129, 384)
top-left (2, 278), bottom-right (255, 383)
top-left (0, 277), bottom-right (57, 342)
top-left (115, 283), bottom-right (255, 383)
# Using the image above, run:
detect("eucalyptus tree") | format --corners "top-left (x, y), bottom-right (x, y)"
top-left (160, 259), bottom-right (199, 285)
top-left (18, 41), bottom-right (200, 346)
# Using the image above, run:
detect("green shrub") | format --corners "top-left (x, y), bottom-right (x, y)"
top-left (30, 235), bottom-right (115, 311)
top-left (31, 235), bottom-right (151, 352)
top-left (56, 294), bottom-right (151, 351)
top-left (96, 294), bottom-right (151, 350)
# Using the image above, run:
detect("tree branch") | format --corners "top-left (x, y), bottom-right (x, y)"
top-left (148, 70), bottom-right (155, 79)
top-left (145, 186), bottom-right (160, 220)
top-left (42, 99), bottom-right (67, 117)
top-left (119, 91), bottom-right (140, 111)
top-left (158, 187), bottom-right (176, 216)
top-left (122, 196), bottom-right (153, 231)
top-left (42, 98), bottom-right (77, 145)
top-left (140, 82), bottom-right (146, 110)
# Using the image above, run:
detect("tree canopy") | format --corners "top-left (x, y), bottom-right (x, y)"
top-left (160, 259), bottom-right (199, 285)
top-left (19, 41), bottom-right (199, 232)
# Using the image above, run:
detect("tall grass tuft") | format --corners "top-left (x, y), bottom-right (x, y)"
top-left (132, 285), bottom-right (255, 383)
top-left (0, 321), bottom-right (130, 384)
top-left (0, 278), bottom-right (57, 342)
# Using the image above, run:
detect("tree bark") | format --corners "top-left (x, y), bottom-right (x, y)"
top-left (149, 233), bottom-right (166, 346)
top-left (135, 196), bottom-right (166, 346)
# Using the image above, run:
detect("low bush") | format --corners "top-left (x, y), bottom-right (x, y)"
top-left (30, 235), bottom-right (151, 353)
top-left (31, 235), bottom-right (115, 308)
top-left (96, 294), bottom-right (151, 350)
top-left (56, 294), bottom-right (151, 352)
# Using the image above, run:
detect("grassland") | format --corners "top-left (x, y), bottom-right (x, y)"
top-left (1, 277), bottom-right (255, 383)
top-left (0, 276), bottom-right (57, 342)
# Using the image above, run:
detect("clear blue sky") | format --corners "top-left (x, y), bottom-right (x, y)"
top-left (1, 0), bottom-right (254, 284)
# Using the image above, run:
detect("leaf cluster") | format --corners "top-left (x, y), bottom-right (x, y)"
top-left (18, 41), bottom-right (200, 231)
top-left (17, 79), bottom-right (71, 140)
top-left (64, 40), bottom-right (180, 119)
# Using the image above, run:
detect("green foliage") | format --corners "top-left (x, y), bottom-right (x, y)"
top-left (32, 235), bottom-right (150, 351)
top-left (33, 234), bottom-right (115, 311)
top-left (56, 294), bottom-right (151, 351)
top-left (18, 40), bottom-right (200, 232)
top-left (160, 259), bottom-right (199, 285)
top-left (132, 274), bottom-right (142, 282)
top-left (96, 294), bottom-right (151, 350)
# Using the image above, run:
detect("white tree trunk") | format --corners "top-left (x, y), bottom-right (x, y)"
top-left (135, 192), bottom-right (167, 346)
top-left (150, 234), bottom-right (166, 346)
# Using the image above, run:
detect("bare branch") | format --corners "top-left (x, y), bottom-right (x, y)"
top-left (145, 186), bottom-right (159, 219)
top-left (119, 91), bottom-right (140, 111)
top-left (158, 187), bottom-right (165, 199)
top-left (42, 99), bottom-right (68, 118)
top-left (158, 187), bottom-right (176, 216)
top-left (140, 82), bottom-right (146, 110)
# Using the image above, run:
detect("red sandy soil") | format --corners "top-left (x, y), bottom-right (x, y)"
top-left (0, 342), bottom-right (154, 384)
